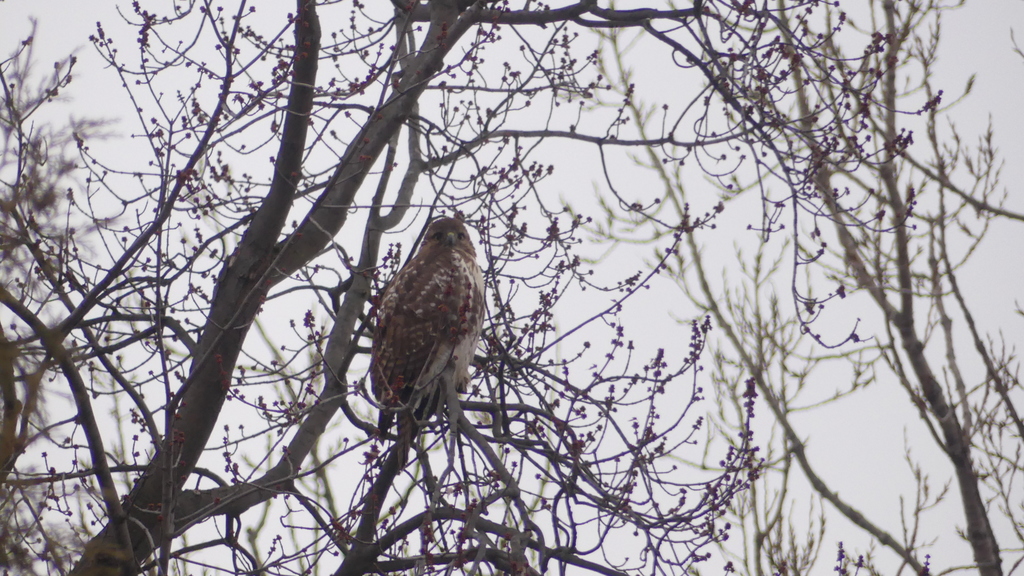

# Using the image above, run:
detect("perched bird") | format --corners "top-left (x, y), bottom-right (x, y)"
top-left (370, 217), bottom-right (485, 465)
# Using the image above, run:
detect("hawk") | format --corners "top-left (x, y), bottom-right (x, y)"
top-left (370, 217), bottom-right (485, 465)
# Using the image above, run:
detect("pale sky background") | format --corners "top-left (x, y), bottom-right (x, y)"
top-left (3, 0), bottom-right (1023, 574)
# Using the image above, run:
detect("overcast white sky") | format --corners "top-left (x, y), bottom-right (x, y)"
top-left (3, 0), bottom-right (1023, 574)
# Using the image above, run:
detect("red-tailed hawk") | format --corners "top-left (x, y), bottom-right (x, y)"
top-left (370, 218), bottom-right (485, 465)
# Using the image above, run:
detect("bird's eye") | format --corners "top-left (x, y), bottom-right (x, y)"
top-left (433, 232), bottom-right (444, 241)
top-left (458, 232), bottom-right (466, 240)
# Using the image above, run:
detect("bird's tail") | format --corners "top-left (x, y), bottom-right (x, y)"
top-left (394, 413), bottom-right (418, 467)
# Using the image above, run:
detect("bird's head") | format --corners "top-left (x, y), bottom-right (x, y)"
top-left (422, 217), bottom-right (476, 255)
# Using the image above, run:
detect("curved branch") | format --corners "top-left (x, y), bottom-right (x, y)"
top-left (0, 285), bottom-right (133, 558)
top-left (77, 2), bottom-right (324, 568)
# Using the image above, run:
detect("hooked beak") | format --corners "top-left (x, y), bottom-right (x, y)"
top-left (443, 231), bottom-right (458, 247)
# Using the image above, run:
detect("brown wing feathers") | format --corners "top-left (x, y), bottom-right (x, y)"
top-left (372, 267), bottom-right (442, 435)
